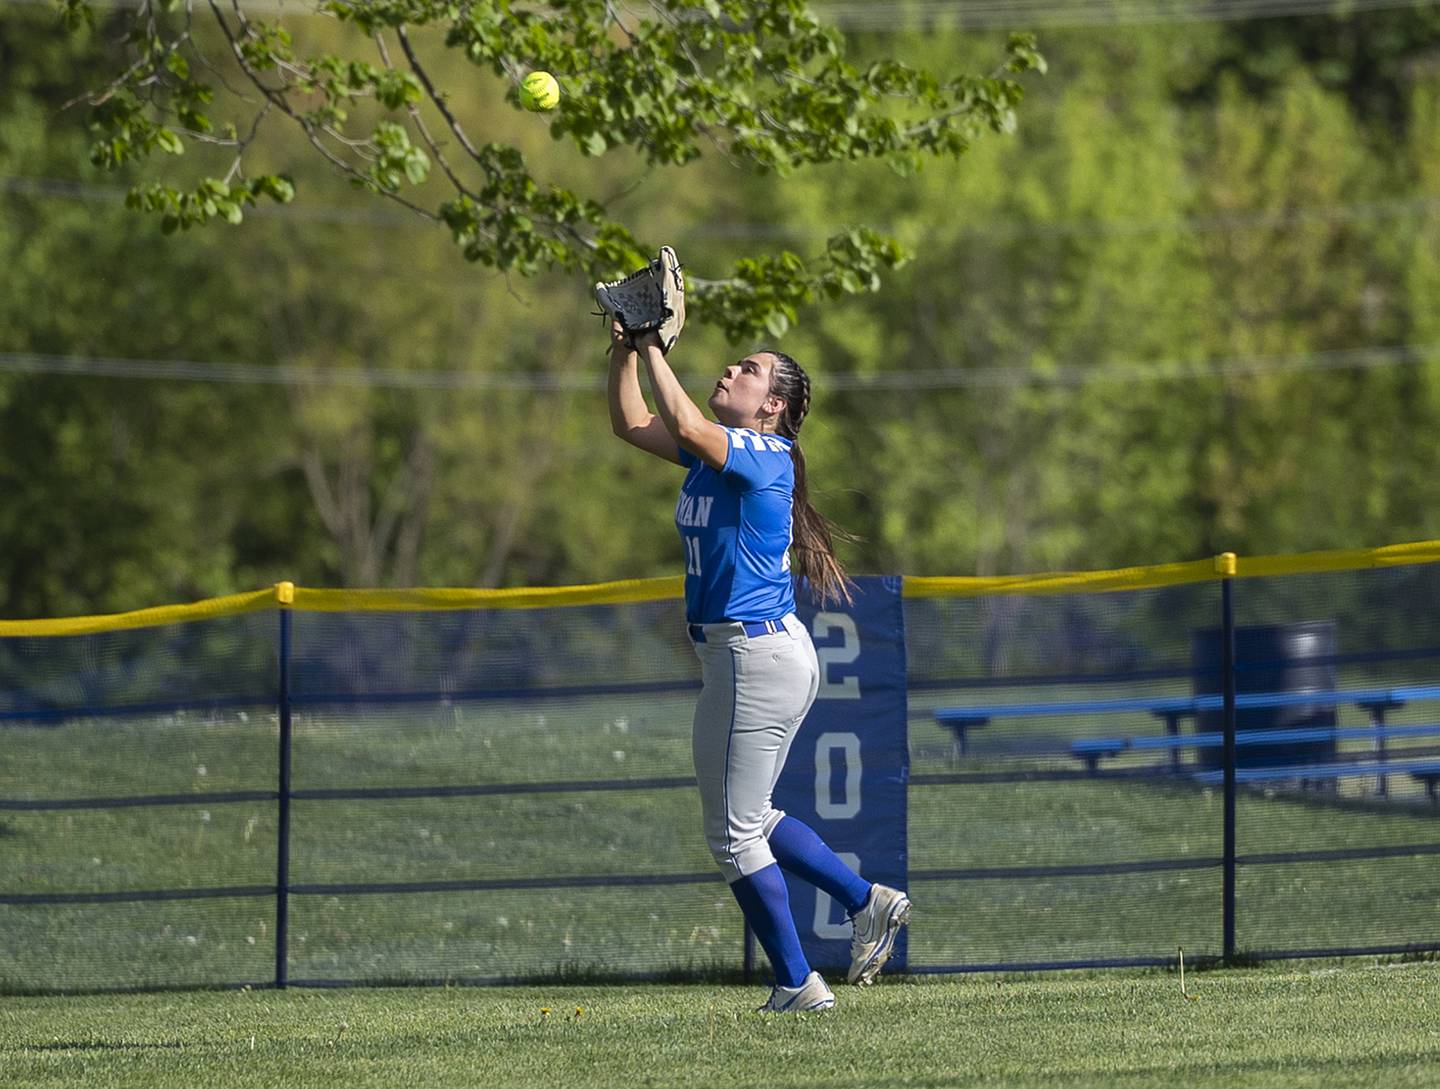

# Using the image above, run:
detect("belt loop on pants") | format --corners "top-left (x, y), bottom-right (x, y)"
top-left (688, 618), bottom-right (786, 643)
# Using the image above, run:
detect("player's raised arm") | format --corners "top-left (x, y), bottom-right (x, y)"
top-left (635, 333), bottom-right (732, 470)
top-left (606, 320), bottom-right (683, 465)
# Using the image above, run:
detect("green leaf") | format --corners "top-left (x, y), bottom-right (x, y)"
top-left (404, 151), bottom-right (430, 184)
top-left (153, 128), bottom-right (184, 155)
top-left (58, 0), bottom-right (94, 29)
top-left (257, 175), bottom-right (296, 203)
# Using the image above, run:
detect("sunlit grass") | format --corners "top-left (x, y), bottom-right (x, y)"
top-left (2, 962), bottom-right (1438, 1088)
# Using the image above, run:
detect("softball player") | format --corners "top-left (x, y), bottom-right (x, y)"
top-left (607, 320), bottom-right (911, 1012)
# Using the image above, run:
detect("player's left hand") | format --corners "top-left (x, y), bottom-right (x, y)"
top-left (632, 328), bottom-right (664, 354)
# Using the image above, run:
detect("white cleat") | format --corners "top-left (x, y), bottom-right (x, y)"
top-left (757, 970), bottom-right (836, 1013)
top-left (847, 884), bottom-right (911, 986)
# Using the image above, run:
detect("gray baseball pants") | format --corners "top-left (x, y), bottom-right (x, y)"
top-left (689, 613), bottom-right (820, 884)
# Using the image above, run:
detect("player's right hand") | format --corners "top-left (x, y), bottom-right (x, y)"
top-left (608, 318), bottom-right (631, 354)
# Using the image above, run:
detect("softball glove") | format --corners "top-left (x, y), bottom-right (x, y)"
top-left (594, 245), bottom-right (685, 353)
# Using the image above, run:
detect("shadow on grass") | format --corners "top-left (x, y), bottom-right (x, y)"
top-left (5, 1041), bottom-right (184, 1052)
top-left (0, 963), bottom-right (764, 997)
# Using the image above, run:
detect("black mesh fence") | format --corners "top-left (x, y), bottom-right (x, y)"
top-left (1226, 564), bottom-right (1440, 959)
top-left (3, 562), bottom-right (1439, 993)
top-left (905, 581), bottom-right (1227, 971)
top-left (0, 612), bottom-right (280, 991)
top-left (0, 602), bottom-right (734, 992)
top-left (282, 603), bottom-right (720, 985)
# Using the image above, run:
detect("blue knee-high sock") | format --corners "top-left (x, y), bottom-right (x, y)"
top-left (729, 864), bottom-right (810, 988)
top-left (768, 816), bottom-right (873, 916)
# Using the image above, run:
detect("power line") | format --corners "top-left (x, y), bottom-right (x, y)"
top-left (949, 197), bottom-right (1440, 241)
top-left (0, 352), bottom-right (600, 392)
top-left (7, 175), bottom-right (1437, 242)
top-left (3, 0), bottom-right (1433, 27)
top-left (816, 0), bottom-right (1439, 30)
top-left (2, 344), bottom-right (1436, 393)
top-left (0, 175), bottom-right (421, 228)
top-left (837, 343), bottom-right (1440, 390)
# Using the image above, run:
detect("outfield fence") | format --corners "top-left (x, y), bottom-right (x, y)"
top-left (3, 543), bottom-right (1440, 993)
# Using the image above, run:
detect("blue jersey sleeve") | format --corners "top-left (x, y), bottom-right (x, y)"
top-left (720, 428), bottom-right (793, 491)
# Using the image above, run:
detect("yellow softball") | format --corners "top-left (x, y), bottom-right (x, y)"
top-left (519, 71), bottom-right (561, 111)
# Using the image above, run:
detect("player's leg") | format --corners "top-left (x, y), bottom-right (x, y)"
top-left (767, 815), bottom-right (910, 986)
top-left (761, 615), bottom-right (911, 986)
top-left (727, 864), bottom-right (811, 989)
top-left (768, 815), bottom-right (872, 913)
top-left (754, 622), bottom-right (876, 910)
top-left (691, 623), bottom-right (830, 1007)
top-left (690, 631), bottom-right (811, 987)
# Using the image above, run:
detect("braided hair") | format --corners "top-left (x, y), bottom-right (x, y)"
top-left (763, 350), bottom-right (854, 606)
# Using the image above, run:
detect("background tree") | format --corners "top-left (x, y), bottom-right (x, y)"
top-left (60, 0), bottom-right (1044, 342)
top-left (8, 2), bottom-right (1440, 616)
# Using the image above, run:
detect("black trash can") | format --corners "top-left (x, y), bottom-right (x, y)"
top-left (1191, 621), bottom-right (1339, 769)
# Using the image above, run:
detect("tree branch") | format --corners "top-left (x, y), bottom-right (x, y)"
top-left (374, 29), bottom-right (472, 198)
top-left (395, 26), bottom-right (485, 165)
top-left (220, 98), bottom-right (273, 183)
top-left (205, 0), bottom-right (439, 221)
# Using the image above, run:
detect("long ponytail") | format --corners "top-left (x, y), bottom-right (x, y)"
top-left (764, 350), bottom-right (855, 606)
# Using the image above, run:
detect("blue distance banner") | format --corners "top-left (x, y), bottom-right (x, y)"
top-left (776, 575), bottom-right (909, 971)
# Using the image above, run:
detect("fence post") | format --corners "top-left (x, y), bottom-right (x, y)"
top-left (743, 921), bottom-right (755, 984)
top-left (274, 581), bottom-right (296, 990)
top-left (1216, 553), bottom-right (1238, 962)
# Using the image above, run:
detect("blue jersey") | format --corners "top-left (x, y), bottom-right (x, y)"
top-left (676, 427), bottom-right (797, 624)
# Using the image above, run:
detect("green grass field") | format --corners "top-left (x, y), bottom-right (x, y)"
top-left (3, 688), bottom-right (1439, 991)
top-left (4, 646), bottom-right (1440, 1084)
top-left (2, 961), bottom-right (1438, 1088)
